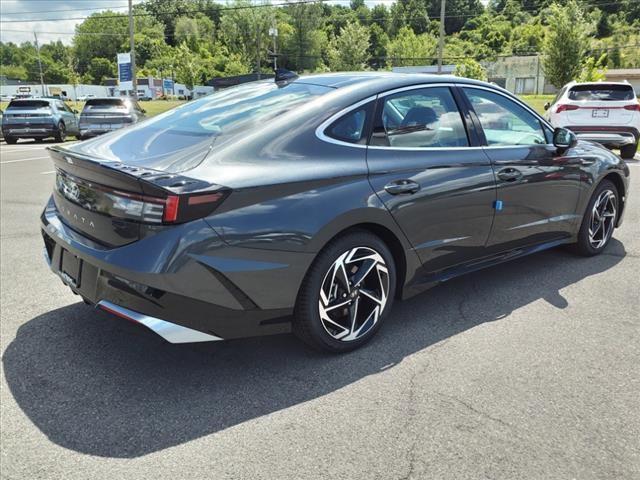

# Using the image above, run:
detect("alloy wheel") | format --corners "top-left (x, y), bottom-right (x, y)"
top-left (588, 189), bottom-right (617, 249)
top-left (318, 246), bottom-right (390, 342)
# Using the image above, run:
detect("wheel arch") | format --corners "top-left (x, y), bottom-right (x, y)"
top-left (308, 221), bottom-right (418, 300)
top-left (601, 171), bottom-right (626, 227)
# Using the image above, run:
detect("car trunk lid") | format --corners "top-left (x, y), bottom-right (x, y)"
top-left (48, 146), bottom-right (229, 247)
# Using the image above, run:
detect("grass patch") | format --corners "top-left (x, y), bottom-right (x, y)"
top-left (519, 95), bottom-right (555, 115)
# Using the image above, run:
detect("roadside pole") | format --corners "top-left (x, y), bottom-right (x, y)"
top-left (34, 32), bottom-right (46, 96)
top-left (437, 0), bottom-right (446, 74)
top-left (128, 0), bottom-right (137, 99)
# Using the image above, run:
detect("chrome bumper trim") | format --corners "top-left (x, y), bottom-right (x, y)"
top-left (97, 300), bottom-right (223, 343)
top-left (575, 132), bottom-right (636, 145)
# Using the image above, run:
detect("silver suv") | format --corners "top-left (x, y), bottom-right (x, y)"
top-left (1, 98), bottom-right (80, 144)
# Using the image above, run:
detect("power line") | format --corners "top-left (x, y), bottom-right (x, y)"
top-left (1, 0), bottom-right (636, 23)
top-left (0, 0), bottom-right (328, 23)
top-left (0, 3), bottom-right (129, 16)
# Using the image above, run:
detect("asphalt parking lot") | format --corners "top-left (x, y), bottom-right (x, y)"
top-left (1, 139), bottom-right (639, 480)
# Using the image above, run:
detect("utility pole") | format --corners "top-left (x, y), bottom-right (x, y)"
top-left (256, 23), bottom-right (261, 80)
top-left (34, 32), bottom-right (46, 96)
top-left (437, 0), bottom-right (446, 74)
top-left (269, 22), bottom-right (278, 70)
top-left (128, 0), bottom-right (137, 99)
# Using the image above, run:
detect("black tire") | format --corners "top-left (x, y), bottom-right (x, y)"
top-left (4, 136), bottom-right (17, 144)
top-left (294, 230), bottom-right (396, 353)
top-left (54, 122), bottom-right (66, 143)
top-left (34, 138), bottom-right (43, 143)
top-left (573, 179), bottom-right (619, 256)
top-left (620, 142), bottom-right (637, 160)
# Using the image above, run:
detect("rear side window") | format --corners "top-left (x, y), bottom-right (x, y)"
top-left (7, 100), bottom-right (51, 110)
top-left (325, 103), bottom-right (372, 144)
top-left (374, 87), bottom-right (468, 148)
top-left (568, 84), bottom-right (635, 101)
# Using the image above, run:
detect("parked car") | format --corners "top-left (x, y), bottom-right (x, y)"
top-left (544, 81), bottom-right (640, 159)
top-left (0, 110), bottom-right (4, 141)
top-left (41, 73), bottom-right (629, 352)
top-left (78, 97), bottom-right (146, 139)
top-left (77, 94), bottom-right (96, 102)
top-left (1, 98), bottom-right (79, 143)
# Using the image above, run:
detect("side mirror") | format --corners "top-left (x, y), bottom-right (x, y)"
top-left (553, 127), bottom-right (577, 149)
top-left (543, 102), bottom-right (551, 111)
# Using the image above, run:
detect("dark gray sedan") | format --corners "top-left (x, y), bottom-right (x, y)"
top-left (40, 72), bottom-right (629, 352)
top-left (78, 97), bottom-right (146, 140)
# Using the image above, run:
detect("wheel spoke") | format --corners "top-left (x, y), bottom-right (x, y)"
top-left (360, 288), bottom-right (384, 306)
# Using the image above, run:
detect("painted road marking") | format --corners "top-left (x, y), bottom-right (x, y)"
top-left (0, 156), bottom-right (51, 164)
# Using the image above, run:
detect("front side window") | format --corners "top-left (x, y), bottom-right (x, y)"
top-left (375, 87), bottom-right (468, 148)
top-left (464, 88), bottom-right (546, 146)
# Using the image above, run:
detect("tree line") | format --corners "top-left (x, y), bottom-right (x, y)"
top-left (1, 0), bottom-right (639, 90)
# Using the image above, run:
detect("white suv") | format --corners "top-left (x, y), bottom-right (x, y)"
top-left (544, 81), bottom-right (640, 159)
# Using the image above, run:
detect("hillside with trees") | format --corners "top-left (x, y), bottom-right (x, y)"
top-left (1, 0), bottom-right (638, 88)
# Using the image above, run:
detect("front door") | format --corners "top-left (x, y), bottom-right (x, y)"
top-left (366, 85), bottom-right (497, 275)
top-left (461, 87), bottom-right (582, 251)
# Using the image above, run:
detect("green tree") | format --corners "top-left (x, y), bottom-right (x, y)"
top-left (86, 57), bottom-right (115, 84)
top-left (386, 26), bottom-right (437, 67)
top-left (454, 58), bottom-right (487, 80)
top-left (577, 54), bottom-right (607, 82)
top-left (219, 0), bottom-right (275, 74)
top-left (0, 64), bottom-right (28, 81)
top-left (542, 0), bottom-right (588, 87)
top-left (283, 0), bottom-right (325, 71)
top-left (327, 22), bottom-right (370, 71)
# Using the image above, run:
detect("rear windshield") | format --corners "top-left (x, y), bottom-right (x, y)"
top-left (83, 99), bottom-right (127, 110)
top-left (74, 81), bottom-right (332, 172)
top-left (568, 84), bottom-right (635, 101)
top-left (7, 100), bottom-right (51, 110)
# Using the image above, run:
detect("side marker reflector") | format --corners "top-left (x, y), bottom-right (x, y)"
top-left (494, 200), bottom-right (504, 211)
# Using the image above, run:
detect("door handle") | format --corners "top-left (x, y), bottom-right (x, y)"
top-left (497, 167), bottom-right (523, 182)
top-left (384, 179), bottom-right (420, 195)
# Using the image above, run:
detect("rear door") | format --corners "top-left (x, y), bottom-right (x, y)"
top-left (461, 86), bottom-right (581, 251)
top-left (366, 84), bottom-right (497, 274)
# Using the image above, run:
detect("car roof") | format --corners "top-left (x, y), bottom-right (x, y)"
top-left (565, 81), bottom-right (633, 88)
top-left (293, 71), bottom-right (491, 90)
top-left (8, 97), bottom-right (55, 103)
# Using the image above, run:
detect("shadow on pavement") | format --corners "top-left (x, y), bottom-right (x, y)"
top-left (2, 242), bottom-right (625, 458)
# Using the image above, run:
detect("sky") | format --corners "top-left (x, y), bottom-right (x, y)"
top-left (0, 0), bottom-right (491, 45)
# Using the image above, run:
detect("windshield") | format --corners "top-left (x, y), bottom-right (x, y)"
top-left (568, 84), bottom-right (635, 101)
top-left (7, 100), bottom-right (51, 110)
top-left (73, 81), bottom-right (332, 172)
top-left (83, 99), bottom-right (127, 110)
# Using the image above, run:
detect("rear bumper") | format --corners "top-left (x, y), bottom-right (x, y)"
top-left (79, 124), bottom-right (127, 137)
top-left (2, 124), bottom-right (57, 138)
top-left (41, 196), bottom-right (313, 343)
top-left (566, 126), bottom-right (639, 148)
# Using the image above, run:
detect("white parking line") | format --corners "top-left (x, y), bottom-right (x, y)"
top-left (0, 156), bottom-right (51, 164)
top-left (40, 170), bottom-right (55, 175)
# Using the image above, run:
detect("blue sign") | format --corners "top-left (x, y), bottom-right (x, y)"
top-left (163, 79), bottom-right (173, 90)
top-left (119, 63), bottom-right (132, 82)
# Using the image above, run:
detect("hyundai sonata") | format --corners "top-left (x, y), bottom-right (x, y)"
top-left (41, 72), bottom-right (630, 352)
